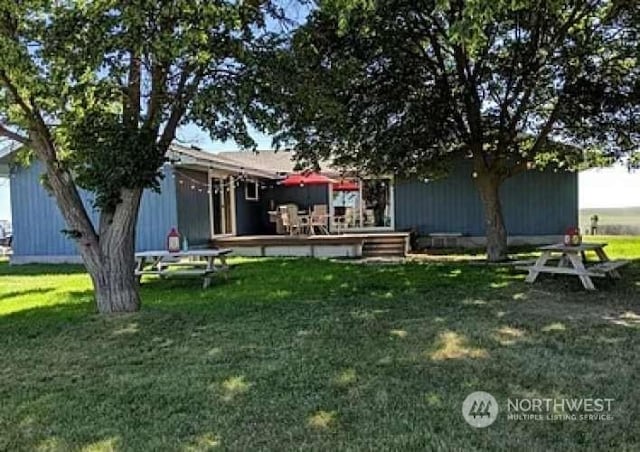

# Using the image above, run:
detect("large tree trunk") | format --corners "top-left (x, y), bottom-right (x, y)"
top-left (43, 157), bottom-right (144, 313)
top-left (475, 173), bottom-right (508, 262)
top-left (91, 257), bottom-right (140, 314)
top-left (95, 188), bottom-right (143, 313)
top-left (79, 188), bottom-right (143, 313)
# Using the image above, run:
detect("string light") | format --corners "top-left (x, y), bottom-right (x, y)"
top-left (169, 167), bottom-right (281, 193)
top-left (171, 168), bottom-right (257, 193)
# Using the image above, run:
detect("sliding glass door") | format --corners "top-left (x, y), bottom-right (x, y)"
top-left (330, 177), bottom-right (393, 231)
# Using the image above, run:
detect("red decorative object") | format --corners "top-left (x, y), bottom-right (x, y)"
top-left (280, 172), bottom-right (337, 187)
top-left (564, 227), bottom-right (582, 246)
top-left (167, 227), bottom-right (181, 252)
top-left (333, 180), bottom-right (360, 191)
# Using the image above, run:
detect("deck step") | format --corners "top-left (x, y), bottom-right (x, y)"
top-left (362, 243), bottom-right (404, 250)
top-left (363, 250), bottom-right (405, 257)
top-left (363, 236), bottom-right (406, 242)
top-left (362, 235), bottom-right (407, 257)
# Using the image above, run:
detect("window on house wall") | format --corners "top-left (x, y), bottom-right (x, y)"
top-left (361, 178), bottom-right (392, 227)
top-left (330, 177), bottom-right (393, 230)
top-left (245, 180), bottom-right (259, 201)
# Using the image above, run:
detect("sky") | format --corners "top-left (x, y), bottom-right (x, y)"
top-left (578, 165), bottom-right (640, 209)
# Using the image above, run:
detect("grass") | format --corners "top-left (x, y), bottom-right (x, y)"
top-left (0, 237), bottom-right (639, 450)
top-left (583, 235), bottom-right (640, 259)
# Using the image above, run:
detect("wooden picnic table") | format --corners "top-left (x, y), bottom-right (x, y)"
top-left (518, 242), bottom-right (629, 290)
top-left (135, 248), bottom-right (232, 288)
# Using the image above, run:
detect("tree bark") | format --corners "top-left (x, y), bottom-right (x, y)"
top-left (475, 172), bottom-right (508, 262)
top-left (63, 187), bottom-right (143, 314)
top-left (36, 149), bottom-right (143, 313)
top-left (91, 188), bottom-right (143, 313)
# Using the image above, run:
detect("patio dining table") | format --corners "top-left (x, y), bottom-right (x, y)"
top-left (299, 213), bottom-right (331, 235)
top-left (269, 210), bottom-right (331, 235)
top-left (518, 242), bottom-right (629, 290)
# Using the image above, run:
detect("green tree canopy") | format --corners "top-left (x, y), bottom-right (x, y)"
top-left (268, 0), bottom-right (639, 260)
top-left (0, 0), bottom-right (291, 312)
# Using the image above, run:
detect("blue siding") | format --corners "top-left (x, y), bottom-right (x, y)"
top-left (175, 169), bottom-right (210, 246)
top-left (236, 181), bottom-right (266, 235)
top-left (502, 168), bottom-right (578, 235)
top-left (138, 166), bottom-right (178, 250)
top-left (395, 163), bottom-right (578, 236)
top-left (11, 161), bottom-right (178, 257)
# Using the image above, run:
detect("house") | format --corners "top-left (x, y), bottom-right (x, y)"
top-left (0, 144), bottom-right (577, 263)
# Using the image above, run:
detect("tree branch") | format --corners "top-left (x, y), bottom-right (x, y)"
top-left (124, 50), bottom-right (141, 128)
top-left (425, 29), bottom-right (470, 140)
top-left (529, 98), bottom-right (563, 156)
top-left (158, 67), bottom-right (203, 152)
top-left (452, 44), bottom-right (483, 150)
top-left (144, 59), bottom-right (168, 134)
top-left (0, 70), bottom-right (56, 159)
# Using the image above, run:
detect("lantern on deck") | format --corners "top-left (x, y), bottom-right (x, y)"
top-left (167, 227), bottom-right (181, 252)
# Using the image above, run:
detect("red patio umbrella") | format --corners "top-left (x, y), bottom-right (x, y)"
top-left (332, 180), bottom-right (360, 191)
top-left (280, 172), bottom-right (337, 187)
top-left (279, 172), bottom-right (337, 215)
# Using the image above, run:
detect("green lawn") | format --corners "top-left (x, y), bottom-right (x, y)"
top-left (1, 238), bottom-right (639, 451)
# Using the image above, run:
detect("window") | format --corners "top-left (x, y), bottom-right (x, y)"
top-left (361, 178), bottom-right (392, 227)
top-left (245, 180), bottom-right (259, 201)
top-left (330, 177), bottom-right (393, 230)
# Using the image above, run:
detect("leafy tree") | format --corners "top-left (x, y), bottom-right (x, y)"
top-left (0, 0), bottom-right (286, 313)
top-left (269, 0), bottom-right (639, 260)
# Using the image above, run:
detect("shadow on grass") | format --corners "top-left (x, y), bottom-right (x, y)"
top-left (0, 258), bottom-right (639, 450)
top-left (1, 257), bottom-right (638, 322)
top-left (0, 259), bottom-right (87, 276)
top-left (0, 287), bottom-right (55, 302)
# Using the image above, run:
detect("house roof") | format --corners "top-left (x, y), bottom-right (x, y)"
top-left (0, 141), bottom-right (338, 180)
top-left (0, 143), bottom-right (21, 177)
top-left (217, 150), bottom-right (302, 174)
top-left (171, 145), bottom-right (339, 179)
top-left (169, 145), bottom-right (285, 179)
top-left (219, 150), bottom-right (339, 175)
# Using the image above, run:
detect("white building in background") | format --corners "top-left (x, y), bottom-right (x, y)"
top-left (0, 219), bottom-right (10, 238)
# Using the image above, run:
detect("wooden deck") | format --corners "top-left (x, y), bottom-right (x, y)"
top-left (211, 233), bottom-right (409, 258)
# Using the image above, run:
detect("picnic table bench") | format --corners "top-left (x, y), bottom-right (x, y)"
top-left (135, 248), bottom-right (232, 288)
top-left (517, 242), bottom-right (629, 290)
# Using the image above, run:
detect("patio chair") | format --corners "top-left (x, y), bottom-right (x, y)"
top-left (309, 204), bottom-right (329, 235)
top-left (283, 204), bottom-right (305, 235)
top-left (279, 205), bottom-right (298, 235)
top-left (344, 207), bottom-right (358, 229)
top-left (364, 209), bottom-right (375, 227)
